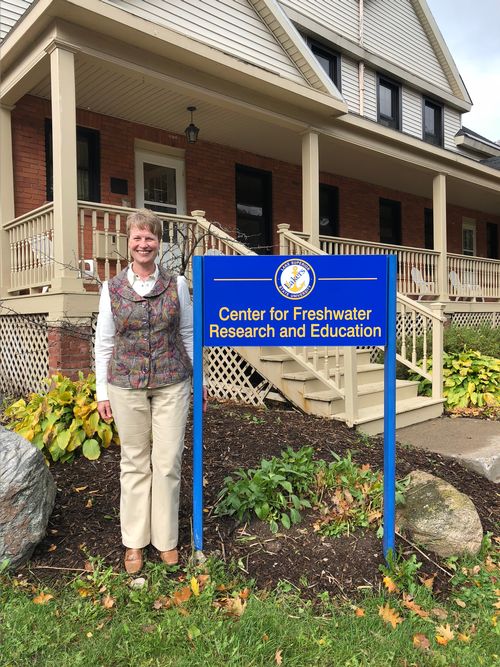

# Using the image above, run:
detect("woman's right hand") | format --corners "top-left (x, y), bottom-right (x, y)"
top-left (97, 400), bottom-right (113, 420)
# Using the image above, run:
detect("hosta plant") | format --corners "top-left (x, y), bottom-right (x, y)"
top-left (3, 372), bottom-right (119, 463)
top-left (411, 350), bottom-right (499, 409)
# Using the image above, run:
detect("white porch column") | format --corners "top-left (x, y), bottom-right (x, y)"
top-left (433, 173), bottom-right (448, 301)
top-left (302, 130), bottom-right (319, 248)
top-left (0, 104), bottom-right (15, 298)
top-left (48, 43), bottom-right (83, 292)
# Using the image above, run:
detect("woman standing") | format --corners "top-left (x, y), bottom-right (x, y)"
top-left (95, 208), bottom-right (204, 574)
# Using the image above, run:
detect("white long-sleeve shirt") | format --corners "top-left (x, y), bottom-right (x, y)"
top-left (94, 266), bottom-right (193, 402)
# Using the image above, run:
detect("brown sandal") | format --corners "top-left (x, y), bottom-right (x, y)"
top-left (159, 548), bottom-right (178, 566)
top-left (124, 548), bottom-right (143, 575)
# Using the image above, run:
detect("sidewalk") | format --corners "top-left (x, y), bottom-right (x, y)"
top-left (396, 417), bottom-right (500, 483)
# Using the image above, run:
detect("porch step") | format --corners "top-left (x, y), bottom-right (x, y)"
top-left (335, 397), bottom-right (445, 436)
top-left (281, 363), bottom-right (384, 389)
top-left (303, 380), bottom-right (419, 414)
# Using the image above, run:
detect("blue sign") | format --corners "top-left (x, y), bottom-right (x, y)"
top-left (203, 255), bottom-right (387, 346)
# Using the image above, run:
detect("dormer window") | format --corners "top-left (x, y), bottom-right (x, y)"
top-left (423, 98), bottom-right (443, 146)
top-left (377, 76), bottom-right (401, 130)
top-left (307, 38), bottom-right (341, 88)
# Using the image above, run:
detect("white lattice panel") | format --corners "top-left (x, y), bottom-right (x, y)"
top-left (450, 312), bottom-right (499, 329)
top-left (0, 314), bottom-right (49, 396)
top-left (204, 347), bottom-right (274, 406)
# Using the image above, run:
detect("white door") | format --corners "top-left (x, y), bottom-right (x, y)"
top-left (135, 150), bottom-right (186, 270)
top-left (462, 218), bottom-right (476, 257)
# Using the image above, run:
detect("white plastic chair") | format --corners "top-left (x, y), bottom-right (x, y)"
top-left (411, 267), bottom-right (434, 300)
top-left (449, 271), bottom-right (483, 301)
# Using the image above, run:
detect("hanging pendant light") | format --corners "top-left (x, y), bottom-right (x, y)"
top-left (184, 106), bottom-right (200, 144)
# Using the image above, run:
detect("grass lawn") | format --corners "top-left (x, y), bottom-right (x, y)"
top-left (1, 542), bottom-right (499, 667)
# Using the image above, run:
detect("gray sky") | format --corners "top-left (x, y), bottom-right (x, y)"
top-left (426, 0), bottom-right (500, 142)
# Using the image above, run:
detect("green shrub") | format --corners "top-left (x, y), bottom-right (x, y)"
top-left (411, 350), bottom-right (499, 408)
top-left (444, 324), bottom-right (500, 357)
top-left (3, 372), bottom-right (119, 463)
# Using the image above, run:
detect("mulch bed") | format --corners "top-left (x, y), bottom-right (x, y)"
top-left (21, 401), bottom-right (499, 599)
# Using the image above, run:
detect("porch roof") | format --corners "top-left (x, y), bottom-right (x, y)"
top-left (1, 0), bottom-right (500, 216)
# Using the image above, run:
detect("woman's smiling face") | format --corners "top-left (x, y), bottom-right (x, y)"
top-left (128, 225), bottom-right (160, 273)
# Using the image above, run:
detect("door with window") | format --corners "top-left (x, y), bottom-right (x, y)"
top-left (462, 218), bottom-right (476, 256)
top-left (235, 165), bottom-right (272, 254)
top-left (135, 150), bottom-right (186, 270)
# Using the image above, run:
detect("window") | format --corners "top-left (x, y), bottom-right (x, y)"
top-left (377, 76), bottom-right (401, 130)
top-left (486, 222), bottom-right (499, 259)
top-left (319, 184), bottom-right (339, 236)
top-left (379, 198), bottom-right (402, 245)
top-left (45, 121), bottom-right (100, 202)
top-left (462, 218), bottom-right (476, 257)
top-left (307, 38), bottom-right (340, 88)
top-left (424, 208), bottom-right (434, 249)
top-left (423, 98), bottom-right (443, 146)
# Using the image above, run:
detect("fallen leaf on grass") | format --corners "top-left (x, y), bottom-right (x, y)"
top-left (431, 608), bottom-right (448, 620)
top-left (33, 591), bottom-right (54, 605)
top-left (142, 625), bottom-right (156, 634)
top-left (102, 595), bottom-right (115, 609)
top-left (435, 623), bottom-right (454, 646)
top-left (190, 577), bottom-right (200, 597)
top-left (413, 634), bottom-right (430, 651)
top-left (214, 595), bottom-right (247, 618)
top-left (454, 598), bottom-right (466, 608)
top-left (402, 594), bottom-right (429, 618)
top-left (173, 586), bottom-right (192, 605)
top-left (354, 607), bottom-right (365, 617)
top-left (457, 633), bottom-right (470, 643)
top-left (419, 575), bottom-right (435, 590)
top-left (78, 588), bottom-right (91, 598)
top-left (275, 649), bottom-right (283, 665)
top-left (383, 576), bottom-right (398, 594)
top-left (187, 626), bottom-right (201, 640)
top-left (378, 603), bottom-right (403, 629)
top-left (262, 634), bottom-right (269, 642)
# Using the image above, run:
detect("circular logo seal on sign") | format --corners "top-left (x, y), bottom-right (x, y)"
top-left (275, 259), bottom-right (316, 300)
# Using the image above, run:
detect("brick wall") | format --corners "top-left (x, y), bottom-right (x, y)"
top-left (11, 95), bottom-right (500, 258)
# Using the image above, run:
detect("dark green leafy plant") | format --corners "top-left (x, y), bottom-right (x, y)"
top-left (3, 372), bottom-right (119, 463)
top-left (215, 446), bottom-right (316, 533)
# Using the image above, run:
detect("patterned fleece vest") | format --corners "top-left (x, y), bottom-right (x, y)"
top-left (107, 267), bottom-right (192, 389)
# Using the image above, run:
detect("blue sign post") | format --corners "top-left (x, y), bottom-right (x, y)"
top-left (192, 254), bottom-right (397, 559)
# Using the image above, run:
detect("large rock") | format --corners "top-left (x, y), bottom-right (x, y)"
top-left (0, 427), bottom-right (56, 569)
top-left (397, 470), bottom-right (483, 558)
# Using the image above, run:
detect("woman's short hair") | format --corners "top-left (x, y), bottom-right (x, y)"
top-left (126, 208), bottom-right (163, 241)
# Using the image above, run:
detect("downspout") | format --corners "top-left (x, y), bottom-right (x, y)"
top-left (358, 0), bottom-right (365, 116)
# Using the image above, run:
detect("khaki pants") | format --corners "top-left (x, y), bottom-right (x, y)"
top-left (107, 379), bottom-right (191, 551)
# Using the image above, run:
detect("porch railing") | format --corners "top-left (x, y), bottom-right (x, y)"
top-left (278, 224), bottom-right (445, 406)
top-left (290, 229), bottom-right (499, 301)
top-left (4, 203), bottom-right (55, 293)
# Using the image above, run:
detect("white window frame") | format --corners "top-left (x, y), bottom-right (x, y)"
top-left (462, 218), bottom-right (476, 257)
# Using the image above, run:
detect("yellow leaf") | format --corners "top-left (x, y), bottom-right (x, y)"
top-left (86, 499), bottom-right (93, 509)
top-left (86, 632), bottom-right (93, 638)
top-left (354, 607), bottom-right (365, 617)
top-left (454, 598), bottom-right (466, 608)
top-left (435, 623), bottom-right (455, 646)
top-left (78, 588), bottom-right (91, 598)
top-left (378, 604), bottom-right (403, 629)
top-left (190, 576), bottom-right (200, 597)
top-left (419, 575), bottom-right (435, 590)
top-left (383, 576), bottom-right (398, 593)
top-left (239, 587), bottom-right (250, 600)
top-left (33, 592), bottom-right (54, 605)
top-left (275, 649), bottom-right (283, 665)
top-left (73, 486), bottom-right (88, 493)
top-left (457, 633), bottom-right (470, 643)
top-left (413, 634), bottom-right (430, 651)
